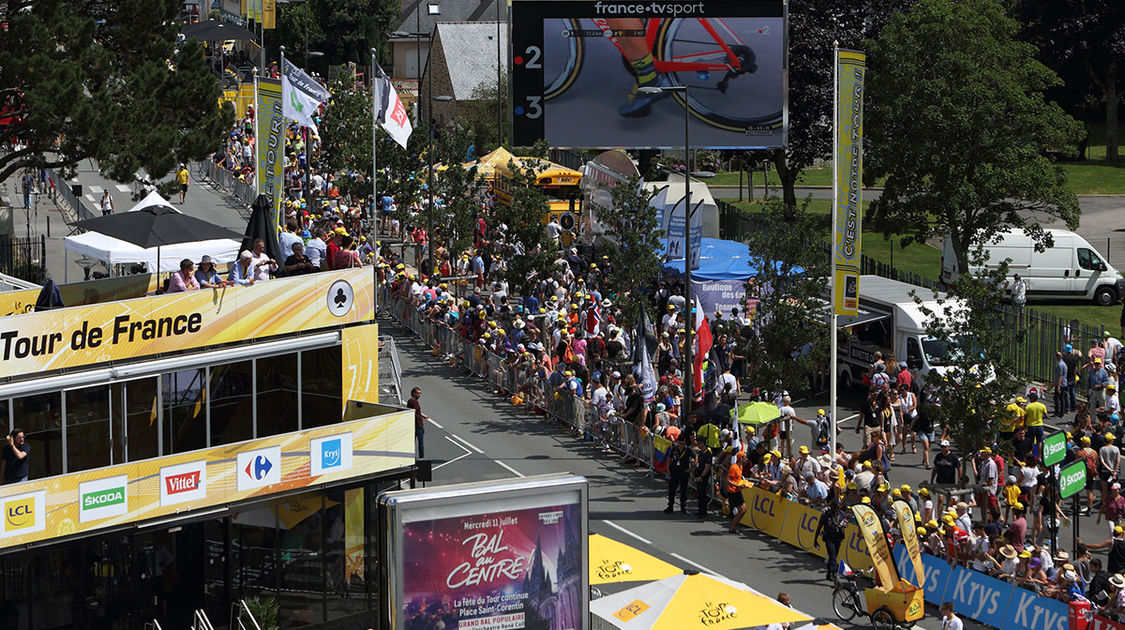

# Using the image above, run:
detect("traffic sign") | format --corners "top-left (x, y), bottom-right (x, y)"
top-left (1042, 431), bottom-right (1067, 468)
top-left (1059, 460), bottom-right (1087, 499)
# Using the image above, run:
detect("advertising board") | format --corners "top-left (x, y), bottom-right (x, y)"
top-left (380, 474), bottom-right (589, 630)
top-left (511, 0), bottom-right (787, 149)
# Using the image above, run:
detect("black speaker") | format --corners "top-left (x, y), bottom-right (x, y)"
top-left (71, 183), bottom-right (82, 197)
top-left (415, 459), bottom-right (433, 482)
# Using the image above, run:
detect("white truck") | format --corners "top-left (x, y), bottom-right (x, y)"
top-left (836, 276), bottom-right (966, 389)
top-left (941, 228), bottom-right (1125, 306)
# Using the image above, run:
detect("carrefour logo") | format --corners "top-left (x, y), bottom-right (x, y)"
top-left (310, 433), bottom-right (353, 476)
top-left (236, 447), bottom-right (282, 491)
top-left (1, 490), bottom-right (46, 537)
top-left (79, 476), bottom-right (128, 523)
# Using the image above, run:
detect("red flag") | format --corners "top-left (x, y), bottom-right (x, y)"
top-left (693, 298), bottom-right (712, 392)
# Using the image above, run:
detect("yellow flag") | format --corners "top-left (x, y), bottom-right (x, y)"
top-left (262, 0), bottom-right (275, 29)
top-left (893, 500), bottom-right (924, 589)
top-left (851, 503), bottom-right (899, 592)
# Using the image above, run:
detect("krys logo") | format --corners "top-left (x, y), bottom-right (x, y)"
top-left (699, 601), bottom-right (737, 625)
top-left (596, 560), bottom-right (633, 580)
top-left (5, 497), bottom-right (34, 530)
top-left (321, 439), bottom-right (342, 469)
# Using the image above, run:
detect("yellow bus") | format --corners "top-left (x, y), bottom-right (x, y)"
top-left (492, 158), bottom-right (583, 227)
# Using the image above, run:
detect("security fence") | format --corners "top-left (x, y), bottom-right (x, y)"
top-left (198, 160), bottom-right (257, 206)
top-left (0, 234), bottom-right (46, 283)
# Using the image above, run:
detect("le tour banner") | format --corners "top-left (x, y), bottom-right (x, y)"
top-left (256, 76), bottom-right (285, 234)
top-left (852, 503), bottom-right (898, 591)
top-left (0, 268), bottom-right (373, 379)
top-left (0, 410), bottom-right (414, 550)
top-left (832, 49), bottom-right (865, 317)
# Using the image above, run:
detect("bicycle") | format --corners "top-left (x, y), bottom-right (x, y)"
top-left (833, 565), bottom-right (920, 630)
top-left (542, 16), bottom-right (782, 132)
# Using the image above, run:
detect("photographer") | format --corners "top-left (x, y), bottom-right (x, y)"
top-left (0, 429), bottom-right (30, 484)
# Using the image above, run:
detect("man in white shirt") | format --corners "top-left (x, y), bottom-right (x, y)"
top-left (940, 602), bottom-right (963, 630)
top-left (250, 239), bottom-right (276, 282)
top-left (778, 395), bottom-right (803, 459)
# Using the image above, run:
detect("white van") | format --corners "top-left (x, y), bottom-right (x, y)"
top-left (941, 229), bottom-right (1124, 306)
top-left (837, 276), bottom-right (969, 388)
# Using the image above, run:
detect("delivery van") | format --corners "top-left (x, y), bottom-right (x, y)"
top-left (941, 229), bottom-right (1125, 306)
top-left (837, 276), bottom-right (970, 389)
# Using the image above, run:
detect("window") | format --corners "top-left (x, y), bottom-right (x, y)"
top-left (209, 361), bottom-right (254, 446)
top-left (906, 338), bottom-right (923, 370)
top-left (1078, 248), bottom-right (1103, 271)
top-left (65, 385), bottom-right (111, 473)
top-left (11, 393), bottom-right (63, 479)
top-left (256, 353), bottom-right (299, 437)
top-left (302, 347), bottom-right (342, 428)
top-left (163, 369), bottom-right (207, 455)
top-left (279, 493), bottom-right (326, 626)
top-left (121, 377), bottom-right (159, 462)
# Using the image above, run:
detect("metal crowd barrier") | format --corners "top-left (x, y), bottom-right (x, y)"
top-left (199, 161), bottom-right (256, 206)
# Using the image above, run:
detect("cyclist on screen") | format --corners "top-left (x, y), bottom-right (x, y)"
top-left (594, 18), bottom-right (673, 117)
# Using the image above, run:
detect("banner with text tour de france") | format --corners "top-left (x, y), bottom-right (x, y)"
top-left (257, 77), bottom-right (285, 236)
top-left (833, 50), bottom-right (865, 316)
top-left (893, 500), bottom-right (924, 588)
top-left (0, 409), bottom-right (413, 550)
top-left (852, 503), bottom-right (898, 591)
top-left (0, 267), bottom-right (373, 379)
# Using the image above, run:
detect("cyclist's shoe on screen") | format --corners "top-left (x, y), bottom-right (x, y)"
top-left (618, 74), bottom-right (671, 118)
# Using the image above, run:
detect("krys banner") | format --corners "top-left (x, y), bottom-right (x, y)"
top-left (832, 49), bottom-right (865, 317)
top-left (402, 502), bottom-right (583, 630)
top-left (0, 267), bottom-right (373, 379)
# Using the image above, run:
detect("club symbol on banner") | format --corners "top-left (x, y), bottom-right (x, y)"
top-left (327, 279), bottom-right (354, 317)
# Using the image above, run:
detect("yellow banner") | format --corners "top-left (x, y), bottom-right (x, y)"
top-left (0, 408), bottom-right (413, 550)
top-left (893, 500), bottom-right (924, 588)
top-left (851, 503), bottom-right (898, 591)
top-left (257, 77), bottom-right (284, 236)
top-left (0, 268), bottom-right (373, 379)
top-left (739, 486), bottom-right (788, 539)
top-left (262, 0), bottom-right (275, 28)
top-left (0, 274), bottom-right (159, 317)
top-left (778, 500), bottom-right (826, 558)
top-left (342, 323), bottom-right (380, 415)
top-left (833, 49), bottom-right (865, 317)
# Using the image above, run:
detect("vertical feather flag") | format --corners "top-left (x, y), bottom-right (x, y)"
top-left (693, 297), bottom-right (713, 393)
top-left (653, 435), bottom-right (671, 473)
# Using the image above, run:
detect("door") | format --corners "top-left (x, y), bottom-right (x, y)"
top-left (1076, 247), bottom-right (1108, 298)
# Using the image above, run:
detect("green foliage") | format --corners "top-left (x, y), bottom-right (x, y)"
top-left (592, 176), bottom-right (664, 326)
top-left (489, 158), bottom-right (553, 296)
top-left (432, 119), bottom-right (486, 259)
top-left (913, 250), bottom-right (1022, 454)
top-left (0, 0), bottom-right (233, 183)
top-left (243, 595), bottom-right (279, 630)
top-left (740, 199), bottom-right (831, 393)
top-left (318, 73), bottom-right (374, 200)
top-left (465, 75), bottom-right (509, 155)
top-left (866, 0), bottom-right (1085, 275)
top-left (272, 0), bottom-right (400, 67)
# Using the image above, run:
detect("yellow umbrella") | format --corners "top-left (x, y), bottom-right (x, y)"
top-left (589, 533), bottom-right (682, 585)
top-left (590, 570), bottom-right (813, 630)
top-left (734, 401), bottom-right (781, 425)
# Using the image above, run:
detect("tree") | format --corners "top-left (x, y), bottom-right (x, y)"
top-left (1017, 0), bottom-right (1123, 161)
top-left (272, 0), bottom-right (400, 67)
top-left (463, 75), bottom-right (509, 156)
top-left (591, 176), bottom-right (664, 327)
top-left (0, 0), bottom-right (232, 184)
top-left (318, 74), bottom-right (372, 200)
top-left (489, 158), bottom-right (554, 297)
top-left (762, 0), bottom-right (909, 213)
top-left (913, 251), bottom-right (1022, 456)
top-left (431, 119), bottom-right (486, 259)
top-left (865, 0), bottom-right (1085, 275)
top-left (740, 199), bottom-right (831, 394)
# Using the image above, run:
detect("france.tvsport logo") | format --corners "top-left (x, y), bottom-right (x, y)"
top-left (2, 490), bottom-right (46, 537)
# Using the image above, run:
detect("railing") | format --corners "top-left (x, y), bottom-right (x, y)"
top-left (229, 599), bottom-right (263, 630)
top-left (143, 621), bottom-right (163, 630)
top-left (0, 234), bottom-right (46, 283)
top-left (379, 336), bottom-right (405, 405)
top-left (192, 609), bottom-right (216, 630)
top-left (198, 160), bottom-right (257, 206)
top-left (43, 167), bottom-right (96, 222)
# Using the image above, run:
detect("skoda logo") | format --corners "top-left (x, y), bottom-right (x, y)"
top-left (326, 279), bottom-right (354, 317)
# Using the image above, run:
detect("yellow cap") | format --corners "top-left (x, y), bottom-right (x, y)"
top-left (919, 488), bottom-right (931, 497)
top-left (861, 497), bottom-right (871, 504)
top-left (926, 520), bottom-right (938, 528)
top-left (1019, 550), bottom-right (1032, 559)
top-left (847, 481), bottom-right (858, 490)
top-left (818, 408), bottom-right (826, 416)
top-left (877, 483), bottom-right (890, 492)
top-left (942, 515), bottom-right (955, 524)
top-left (892, 489), bottom-right (902, 497)
top-left (863, 460), bottom-right (872, 469)
top-left (481, 333), bottom-right (490, 339)
top-left (799, 446), bottom-right (809, 454)
top-left (1081, 436), bottom-right (1091, 445)
top-left (980, 447), bottom-right (992, 454)
top-left (1013, 502), bottom-right (1024, 510)
top-left (771, 450), bottom-right (782, 459)
top-left (901, 484), bottom-right (912, 492)
top-left (917, 527), bottom-right (927, 536)
top-left (746, 426), bottom-right (756, 434)
top-left (1109, 433), bottom-right (1118, 441)
top-left (1117, 526), bottom-right (1124, 535)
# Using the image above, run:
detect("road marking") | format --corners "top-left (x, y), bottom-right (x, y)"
top-left (85, 194), bottom-right (95, 201)
top-left (89, 185), bottom-right (103, 194)
top-left (495, 460), bottom-right (525, 478)
top-left (601, 519), bottom-right (652, 545)
top-left (426, 417), bottom-right (444, 429)
top-left (670, 552), bottom-right (720, 576)
top-left (433, 436), bottom-right (473, 470)
top-left (839, 413), bottom-right (859, 426)
top-left (448, 433), bottom-right (483, 454)
top-left (115, 184), bottom-right (131, 192)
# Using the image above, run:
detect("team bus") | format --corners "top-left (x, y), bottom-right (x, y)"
top-left (492, 157), bottom-right (584, 230)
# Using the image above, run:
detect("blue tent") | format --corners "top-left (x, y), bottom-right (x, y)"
top-left (660, 237), bottom-right (756, 281)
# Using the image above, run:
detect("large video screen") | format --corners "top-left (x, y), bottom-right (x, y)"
top-left (511, 0), bottom-right (787, 149)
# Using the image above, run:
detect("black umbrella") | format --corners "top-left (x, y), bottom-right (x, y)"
top-left (73, 205), bottom-right (244, 249)
top-left (182, 19), bottom-right (256, 42)
top-left (242, 194), bottom-right (284, 264)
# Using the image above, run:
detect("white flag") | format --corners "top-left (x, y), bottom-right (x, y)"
top-left (281, 59), bottom-right (330, 135)
top-left (373, 62), bottom-right (412, 149)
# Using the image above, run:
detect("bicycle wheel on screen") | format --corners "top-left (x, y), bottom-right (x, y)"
top-left (656, 18), bottom-right (783, 132)
top-left (543, 18), bottom-right (584, 100)
top-left (831, 585), bottom-right (861, 622)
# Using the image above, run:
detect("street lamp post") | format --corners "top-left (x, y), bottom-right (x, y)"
top-left (639, 85), bottom-right (692, 414)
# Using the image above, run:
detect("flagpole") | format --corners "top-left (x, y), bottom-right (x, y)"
top-left (254, 74), bottom-right (261, 197)
top-left (829, 41), bottom-right (840, 461)
top-left (371, 47), bottom-right (379, 321)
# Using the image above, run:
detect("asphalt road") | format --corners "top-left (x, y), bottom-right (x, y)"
top-left (384, 316), bottom-right (1003, 630)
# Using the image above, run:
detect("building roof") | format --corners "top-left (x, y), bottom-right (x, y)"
top-left (433, 21), bottom-right (508, 101)
top-left (391, 0), bottom-right (505, 37)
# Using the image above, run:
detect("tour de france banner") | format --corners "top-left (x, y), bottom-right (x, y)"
top-left (852, 503), bottom-right (898, 591)
top-left (256, 76), bottom-right (285, 234)
top-left (832, 49), bottom-right (865, 317)
top-left (893, 500), bottom-right (925, 588)
top-left (0, 409), bottom-right (413, 549)
top-left (0, 267), bottom-right (373, 379)
top-left (401, 502), bottom-right (584, 630)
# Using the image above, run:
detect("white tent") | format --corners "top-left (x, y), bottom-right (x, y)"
top-left (642, 179), bottom-right (719, 239)
top-left (129, 189), bottom-right (177, 213)
top-left (64, 232), bottom-right (241, 273)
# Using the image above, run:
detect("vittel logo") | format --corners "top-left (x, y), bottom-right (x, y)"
top-left (159, 461), bottom-right (207, 506)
